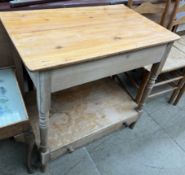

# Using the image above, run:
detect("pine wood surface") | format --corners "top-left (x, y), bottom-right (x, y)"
top-left (27, 78), bottom-right (138, 155)
top-left (145, 36), bottom-right (185, 72)
top-left (0, 5), bottom-right (179, 71)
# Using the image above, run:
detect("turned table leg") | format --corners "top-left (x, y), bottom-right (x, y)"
top-left (137, 43), bottom-right (173, 113)
top-left (36, 72), bottom-right (51, 172)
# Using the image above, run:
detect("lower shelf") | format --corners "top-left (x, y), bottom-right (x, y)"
top-left (28, 78), bottom-right (139, 160)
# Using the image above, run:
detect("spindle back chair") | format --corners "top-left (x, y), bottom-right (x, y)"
top-left (135, 0), bottom-right (185, 105)
top-left (117, 0), bottom-right (185, 105)
top-left (128, 0), bottom-right (171, 26)
top-left (168, 0), bottom-right (185, 31)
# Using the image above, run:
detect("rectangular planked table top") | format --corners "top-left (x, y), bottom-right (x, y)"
top-left (0, 4), bottom-right (179, 71)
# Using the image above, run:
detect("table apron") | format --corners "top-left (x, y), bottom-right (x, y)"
top-left (27, 44), bottom-right (167, 93)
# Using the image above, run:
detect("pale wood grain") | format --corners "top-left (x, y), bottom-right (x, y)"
top-left (49, 45), bottom-right (165, 92)
top-left (0, 5), bottom-right (179, 71)
top-left (27, 78), bottom-right (138, 157)
top-left (145, 37), bottom-right (185, 72)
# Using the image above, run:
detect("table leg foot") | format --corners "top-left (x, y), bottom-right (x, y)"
top-left (40, 164), bottom-right (48, 172)
top-left (40, 149), bottom-right (50, 173)
top-left (123, 121), bottom-right (137, 129)
top-left (128, 122), bottom-right (137, 129)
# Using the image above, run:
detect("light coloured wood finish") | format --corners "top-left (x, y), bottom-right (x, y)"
top-left (121, 0), bottom-right (182, 104)
top-left (174, 35), bottom-right (185, 51)
top-left (0, 5), bottom-right (178, 171)
top-left (149, 83), bottom-right (178, 98)
top-left (137, 43), bottom-right (173, 111)
top-left (26, 41), bottom-right (173, 170)
top-left (27, 44), bottom-right (166, 93)
top-left (135, 0), bottom-right (185, 104)
top-left (145, 43), bottom-right (185, 72)
top-left (128, 0), bottom-right (170, 26)
top-left (145, 35), bottom-right (185, 73)
top-left (154, 75), bottom-right (183, 86)
top-left (50, 46), bottom-right (164, 92)
top-left (28, 78), bottom-right (138, 159)
top-left (133, 70), bottom-right (182, 100)
top-left (51, 46), bottom-right (167, 93)
top-left (0, 5), bottom-right (179, 71)
top-left (25, 42), bottom-right (171, 170)
top-left (137, 38), bottom-right (185, 104)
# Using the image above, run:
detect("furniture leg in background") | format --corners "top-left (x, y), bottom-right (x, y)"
top-left (137, 43), bottom-right (173, 112)
top-left (169, 68), bottom-right (185, 104)
top-left (173, 82), bottom-right (185, 105)
top-left (135, 70), bottom-right (150, 104)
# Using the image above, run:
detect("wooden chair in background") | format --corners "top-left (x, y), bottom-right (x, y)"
top-left (168, 1), bottom-right (185, 104)
top-left (120, 0), bottom-right (185, 105)
top-left (127, 0), bottom-right (171, 27)
top-left (171, 81), bottom-right (185, 105)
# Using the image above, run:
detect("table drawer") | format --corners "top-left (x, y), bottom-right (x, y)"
top-left (50, 44), bottom-right (167, 92)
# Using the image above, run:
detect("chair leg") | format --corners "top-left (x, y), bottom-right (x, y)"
top-left (173, 82), bottom-right (185, 105)
top-left (123, 121), bottom-right (137, 129)
top-left (169, 70), bottom-right (185, 105)
top-left (136, 70), bottom-right (150, 104)
top-left (128, 121), bottom-right (137, 129)
top-left (169, 88), bottom-right (180, 104)
top-left (24, 130), bottom-right (35, 174)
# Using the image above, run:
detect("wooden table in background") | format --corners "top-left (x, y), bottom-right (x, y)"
top-left (0, 4), bottom-right (179, 172)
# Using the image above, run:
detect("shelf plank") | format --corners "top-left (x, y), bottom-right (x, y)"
top-left (28, 78), bottom-right (138, 159)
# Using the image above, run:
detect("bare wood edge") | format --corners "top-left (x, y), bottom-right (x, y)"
top-left (49, 115), bottom-right (138, 160)
top-left (24, 40), bottom-right (179, 72)
top-left (0, 121), bottom-right (30, 140)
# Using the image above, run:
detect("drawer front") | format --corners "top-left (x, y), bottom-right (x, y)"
top-left (50, 44), bottom-right (167, 92)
